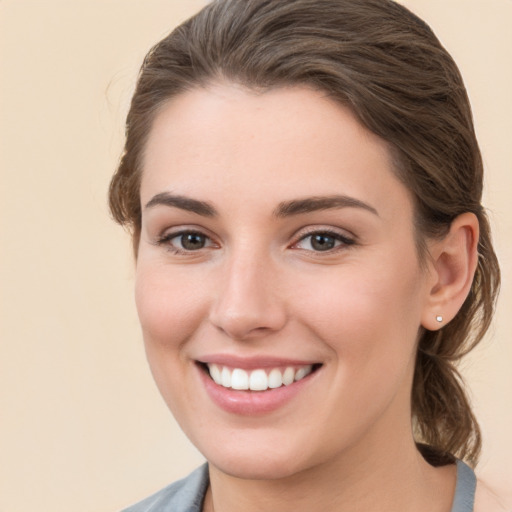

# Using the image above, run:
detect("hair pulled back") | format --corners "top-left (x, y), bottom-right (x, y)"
top-left (109, 0), bottom-right (500, 465)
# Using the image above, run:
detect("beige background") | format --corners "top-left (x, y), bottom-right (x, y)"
top-left (0, 1), bottom-right (510, 511)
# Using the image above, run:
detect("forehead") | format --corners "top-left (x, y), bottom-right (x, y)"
top-left (140, 83), bottom-right (412, 219)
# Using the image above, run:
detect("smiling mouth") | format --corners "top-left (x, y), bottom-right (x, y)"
top-left (198, 362), bottom-right (322, 392)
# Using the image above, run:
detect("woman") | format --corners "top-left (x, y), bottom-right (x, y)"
top-left (109, 0), bottom-right (505, 510)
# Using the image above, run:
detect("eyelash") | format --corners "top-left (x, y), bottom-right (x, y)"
top-left (292, 229), bottom-right (356, 253)
top-left (155, 228), bottom-right (356, 255)
top-left (155, 230), bottom-right (216, 255)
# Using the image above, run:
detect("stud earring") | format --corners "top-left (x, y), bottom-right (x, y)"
top-left (436, 315), bottom-right (443, 323)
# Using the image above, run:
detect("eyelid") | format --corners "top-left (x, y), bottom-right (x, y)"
top-left (155, 223), bottom-right (215, 240)
top-left (155, 226), bottom-right (218, 254)
top-left (152, 224), bottom-right (356, 254)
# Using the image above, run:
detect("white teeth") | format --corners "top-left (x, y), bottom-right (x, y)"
top-left (282, 367), bottom-right (295, 386)
top-left (268, 368), bottom-right (282, 389)
top-left (295, 365), bottom-right (312, 381)
top-left (249, 369), bottom-right (268, 391)
top-left (207, 363), bottom-right (315, 391)
top-left (209, 364), bottom-right (222, 385)
top-left (221, 366), bottom-right (231, 387)
top-left (231, 368), bottom-right (249, 390)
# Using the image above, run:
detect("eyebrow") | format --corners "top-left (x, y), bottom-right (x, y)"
top-left (273, 195), bottom-right (379, 217)
top-left (144, 192), bottom-right (378, 218)
top-left (144, 193), bottom-right (217, 217)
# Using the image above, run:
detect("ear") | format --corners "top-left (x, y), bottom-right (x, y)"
top-left (421, 212), bottom-right (479, 331)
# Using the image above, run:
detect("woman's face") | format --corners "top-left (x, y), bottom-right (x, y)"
top-left (136, 84), bottom-right (435, 479)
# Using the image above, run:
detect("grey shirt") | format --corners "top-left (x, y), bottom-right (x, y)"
top-left (122, 459), bottom-right (476, 512)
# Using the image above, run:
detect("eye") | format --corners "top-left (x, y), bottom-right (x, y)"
top-left (177, 232), bottom-right (208, 250)
top-left (294, 230), bottom-right (354, 252)
top-left (157, 230), bottom-right (215, 253)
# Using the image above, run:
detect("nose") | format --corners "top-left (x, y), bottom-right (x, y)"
top-left (209, 249), bottom-right (287, 341)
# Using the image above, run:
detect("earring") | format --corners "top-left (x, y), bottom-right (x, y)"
top-left (436, 315), bottom-right (443, 323)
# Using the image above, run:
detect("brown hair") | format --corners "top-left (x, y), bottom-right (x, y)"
top-left (109, 0), bottom-right (500, 465)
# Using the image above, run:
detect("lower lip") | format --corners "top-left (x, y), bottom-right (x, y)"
top-left (198, 365), bottom-right (317, 415)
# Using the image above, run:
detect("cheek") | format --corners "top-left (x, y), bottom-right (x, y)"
top-left (134, 263), bottom-right (207, 416)
top-left (134, 262), bottom-right (209, 352)
top-left (302, 260), bottom-right (422, 331)
top-left (309, 264), bottom-right (424, 434)
top-left (297, 255), bottom-right (425, 383)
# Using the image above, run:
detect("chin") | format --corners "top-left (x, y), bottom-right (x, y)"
top-left (209, 451), bottom-right (308, 481)
top-left (192, 430), bottom-right (323, 481)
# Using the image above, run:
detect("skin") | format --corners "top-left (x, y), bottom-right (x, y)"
top-left (135, 83), bottom-right (479, 512)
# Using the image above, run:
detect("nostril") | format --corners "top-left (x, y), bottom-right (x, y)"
top-left (209, 308), bottom-right (289, 341)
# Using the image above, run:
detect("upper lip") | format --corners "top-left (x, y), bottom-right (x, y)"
top-left (196, 354), bottom-right (321, 369)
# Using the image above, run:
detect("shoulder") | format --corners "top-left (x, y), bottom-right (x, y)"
top-left (121, 464), bottom-right (209, 512)
top-left (474, 478), bottom-right (512, 512)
